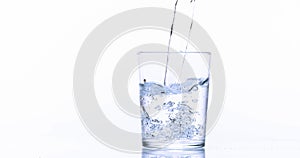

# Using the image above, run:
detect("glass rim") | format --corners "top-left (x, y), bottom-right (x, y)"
top-left (137, 51), bottom-right (211, 55)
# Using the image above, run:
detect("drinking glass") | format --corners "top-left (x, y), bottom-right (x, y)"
top-left (138, 52), bottom-right (211, 149)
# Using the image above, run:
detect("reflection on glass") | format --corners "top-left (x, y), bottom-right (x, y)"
top-left (142, 148), bottom-right (205, 158)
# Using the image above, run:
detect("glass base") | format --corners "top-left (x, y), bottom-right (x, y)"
top-left (143, 139), bottom-right (205, 149)
top-left (142, 147), bottom-right (205, 158)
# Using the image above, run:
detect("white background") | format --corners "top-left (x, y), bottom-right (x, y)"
top-left (0, 0), bottom-right (300, 157)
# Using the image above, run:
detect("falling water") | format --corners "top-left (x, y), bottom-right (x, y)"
top-left (163, 0), bottom-right (197, 85)
top-left (163, 0), bottom-right (179, 86)
top-left (179, 0), bottom-right (196, 79)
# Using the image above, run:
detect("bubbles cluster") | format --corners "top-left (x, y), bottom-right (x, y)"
top-left (140, 78), bottom-right (208, 142)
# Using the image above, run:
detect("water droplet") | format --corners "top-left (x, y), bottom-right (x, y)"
top-left (154, 105), bottom-right (161, 110)
top-left (162, 101), bottom-right (175, 109)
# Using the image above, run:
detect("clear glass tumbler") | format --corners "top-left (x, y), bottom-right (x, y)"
top-left (138, 52), bottom-right (211, 149)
